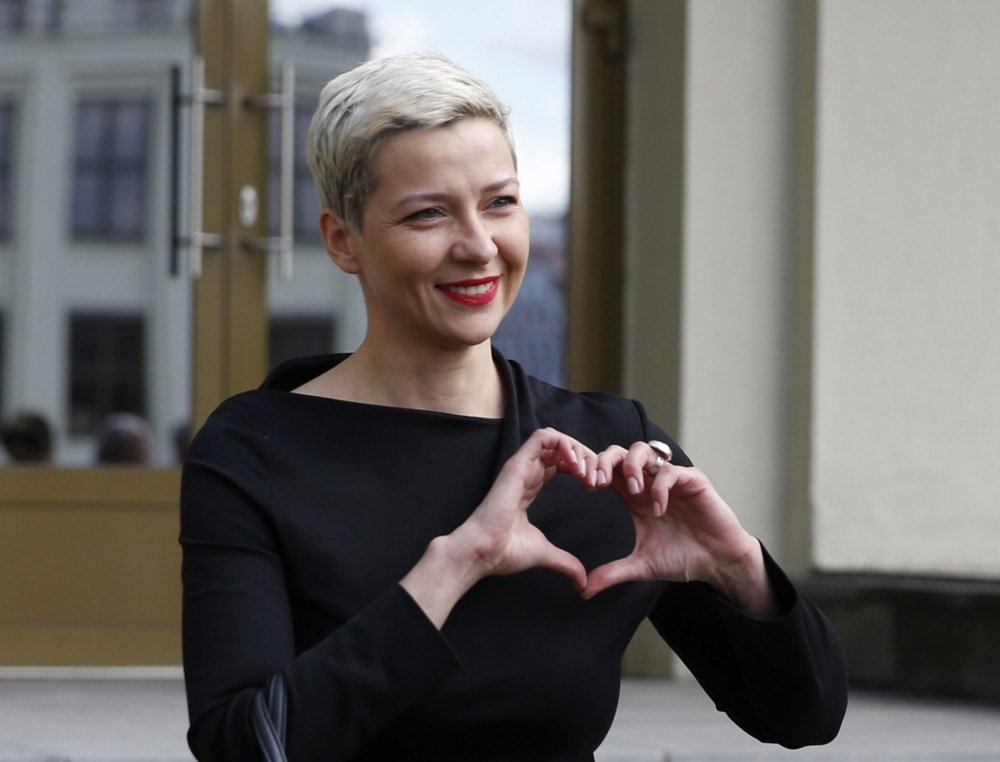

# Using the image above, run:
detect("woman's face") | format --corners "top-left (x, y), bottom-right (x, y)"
top-left (340, 118), bottom-right (529, 353)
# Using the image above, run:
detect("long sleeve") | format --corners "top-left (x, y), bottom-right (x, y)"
top-left (179, 398), bottom-right (460, 761)
top-left (628, 400), bottom-right (848, 748)
top-left (648, 548), bottom-right (848, 748)
top-left (180, 357), bottom-right (848, 760)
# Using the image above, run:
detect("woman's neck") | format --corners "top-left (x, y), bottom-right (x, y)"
top-left (297, 340), bottom-right (505, 419)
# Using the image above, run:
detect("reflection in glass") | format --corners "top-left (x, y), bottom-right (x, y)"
top-left (0, 0), bottom-right (194, 466)
top-left (72, 98), bottom-right (151, 240)
top-left (268, 103), bottom-right (323, 244)
top-left (0, 99), bottom-right (14, 239)
top-left (0, 1), bottom-right (27, 34)
top-left (68, 312), bottom-right (147, 437)
top-left (266, 7), bottom-right (371, 363)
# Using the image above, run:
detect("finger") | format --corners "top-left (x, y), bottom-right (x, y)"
top-left (646, 461), bottom-right (688, 517)
top-left (648, 467), bottom-right (673, 517)
top-left (650, 462), bottom-right (711, 502)
top-left (539, 428), bottom-right (598, 483)
top-left (646, 458), bottom-right (707, 516)
top-left (530, 427), bottom-right (575, 463)
top-left (621, 441), bottom-right (656, 497)
top-left (537, 543), bottom-right (588, 592)
top-left (592, 446), bottom-right (658, 513)
top-left (581, 554), bottom-right (649, 599)
top-left (519, 430), bottom-right (577, 483)
top-left (592, 444), bottom-right (628, 488)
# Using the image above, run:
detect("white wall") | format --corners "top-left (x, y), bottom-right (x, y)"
top-left (811, 0), bottom-right (1000, 577)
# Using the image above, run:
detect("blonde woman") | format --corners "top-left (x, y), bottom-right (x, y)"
top-left (180, 52), bottom-right (846, 761)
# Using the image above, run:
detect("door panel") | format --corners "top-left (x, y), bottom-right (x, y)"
top-left (0, 4), bottom-right (194, 468)
top-left (0, 467), bottom-right (181, 664)
top-left (0, 0), bottom-right (269, 665)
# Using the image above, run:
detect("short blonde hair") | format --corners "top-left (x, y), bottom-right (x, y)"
top-left (307, 51), bottom-right (515, 232)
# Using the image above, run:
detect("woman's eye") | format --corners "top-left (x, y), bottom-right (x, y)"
top-left (408, 207), bottom-right (443, 222)
top-left (490, 196), bottom-right (517, 209)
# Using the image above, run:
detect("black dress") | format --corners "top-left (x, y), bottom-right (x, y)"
top-left (180, 351), bottom-right (847, 761)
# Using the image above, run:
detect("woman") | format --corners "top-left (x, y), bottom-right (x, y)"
top-left (180, 52), bottom-right (847, 761)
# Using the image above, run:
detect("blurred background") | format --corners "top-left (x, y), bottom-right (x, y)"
top-left (0, 0), bottom-right (998, 709)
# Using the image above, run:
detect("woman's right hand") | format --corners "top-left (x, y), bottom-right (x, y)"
top-left (454, 426), bottom-right (595, 584)
top-left (401, 427), bottom-right (595, 627)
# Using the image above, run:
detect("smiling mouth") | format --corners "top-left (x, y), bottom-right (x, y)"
top-left (437, 277), bottom-right (500, 306)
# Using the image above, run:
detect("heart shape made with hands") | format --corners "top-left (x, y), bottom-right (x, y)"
top-left (539, 442), bottom-right (754, 601)
top-left (474, 428), bottom-right (755, 604)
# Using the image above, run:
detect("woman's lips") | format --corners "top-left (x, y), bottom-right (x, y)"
top-left (437, 277), bottom-right (500, 306)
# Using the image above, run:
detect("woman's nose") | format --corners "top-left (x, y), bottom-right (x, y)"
top-left (451, 215), bottom-right (498, 262)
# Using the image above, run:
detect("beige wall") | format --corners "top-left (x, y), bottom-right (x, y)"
top-left (625, 0), bottom-right (802, 563)
top-left (622, 0), bottom-right (806, 677)
top-left (624, 0), bottom-right (1000, 581)
top-left (811, 0), bottom-right (1000, 577)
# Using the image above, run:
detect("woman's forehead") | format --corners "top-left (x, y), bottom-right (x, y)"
top-left (371, 119), bottom-right (517, 192)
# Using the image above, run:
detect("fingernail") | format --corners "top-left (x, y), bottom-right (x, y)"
top-left (596, 469), bottom-right (606, 486)
top-left (653, 500), bottom-right (663, 516)
top-left (628, 476), bottom-right (640, 495)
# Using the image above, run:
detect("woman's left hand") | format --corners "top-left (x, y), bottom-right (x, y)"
top-left (582, 442), bottom-right (778, 618)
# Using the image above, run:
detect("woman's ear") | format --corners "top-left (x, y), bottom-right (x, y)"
top-left (319, 209), bottom-right (362, 274)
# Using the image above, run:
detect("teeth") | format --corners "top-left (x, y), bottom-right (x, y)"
top-left (448, 282), bottom-right (494, 296)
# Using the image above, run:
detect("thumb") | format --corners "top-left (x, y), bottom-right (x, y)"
top-left (538, 543), bottom-right (588, 593)
top-left (581, 555), bottom-right (648, 599)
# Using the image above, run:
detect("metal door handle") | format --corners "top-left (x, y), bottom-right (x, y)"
top-left (243, 61), bottom-right (296, 282)
top-left (170, 57), bottom-right (225, 279)
top-left (188, 55), bottom-right (225, 279)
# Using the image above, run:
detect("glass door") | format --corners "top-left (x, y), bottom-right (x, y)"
top-left (0, 1), bottom-right (195, 468)
top-left (0, 0), bottom-right (272, 666)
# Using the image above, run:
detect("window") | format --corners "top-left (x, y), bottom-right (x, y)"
top-left (112, 0), bottom-right (188, 31)
top-left (68, 313), bottom-right (146, 436)
top-left (0, 99), bottom-right (13, 241)
top-left (71, 98), bottom-right (151, 241)
top-left (270, 103), bottom-right (321, 243)
top-left (0, 0), bottom-right (27, 34)
top-left (269, 315), bottom-right (334, 370)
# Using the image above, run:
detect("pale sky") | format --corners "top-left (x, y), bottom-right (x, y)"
top-left (272, 0), bottom-right (572, 216)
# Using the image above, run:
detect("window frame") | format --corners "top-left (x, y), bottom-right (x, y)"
top-left (69, 95), bottom-right (154, 243)
top-left (67, 310), bottom-right (148, 438)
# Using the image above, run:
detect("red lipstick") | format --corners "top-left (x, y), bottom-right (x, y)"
top-left (437, 276), bottom-right (500, 306)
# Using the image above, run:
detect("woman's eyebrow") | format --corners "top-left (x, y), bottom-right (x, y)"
top-left (391, 191), bottom-right (450, 212)
top-left (482, 176), bottom-right (520, 193)
top-left (391, 178), bottom-right (520, 212)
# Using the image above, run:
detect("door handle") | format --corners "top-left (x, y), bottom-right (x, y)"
top-left (242, 61), bottom-right (296, 282)
top-left (170, 56), bottom-right (224, 280)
